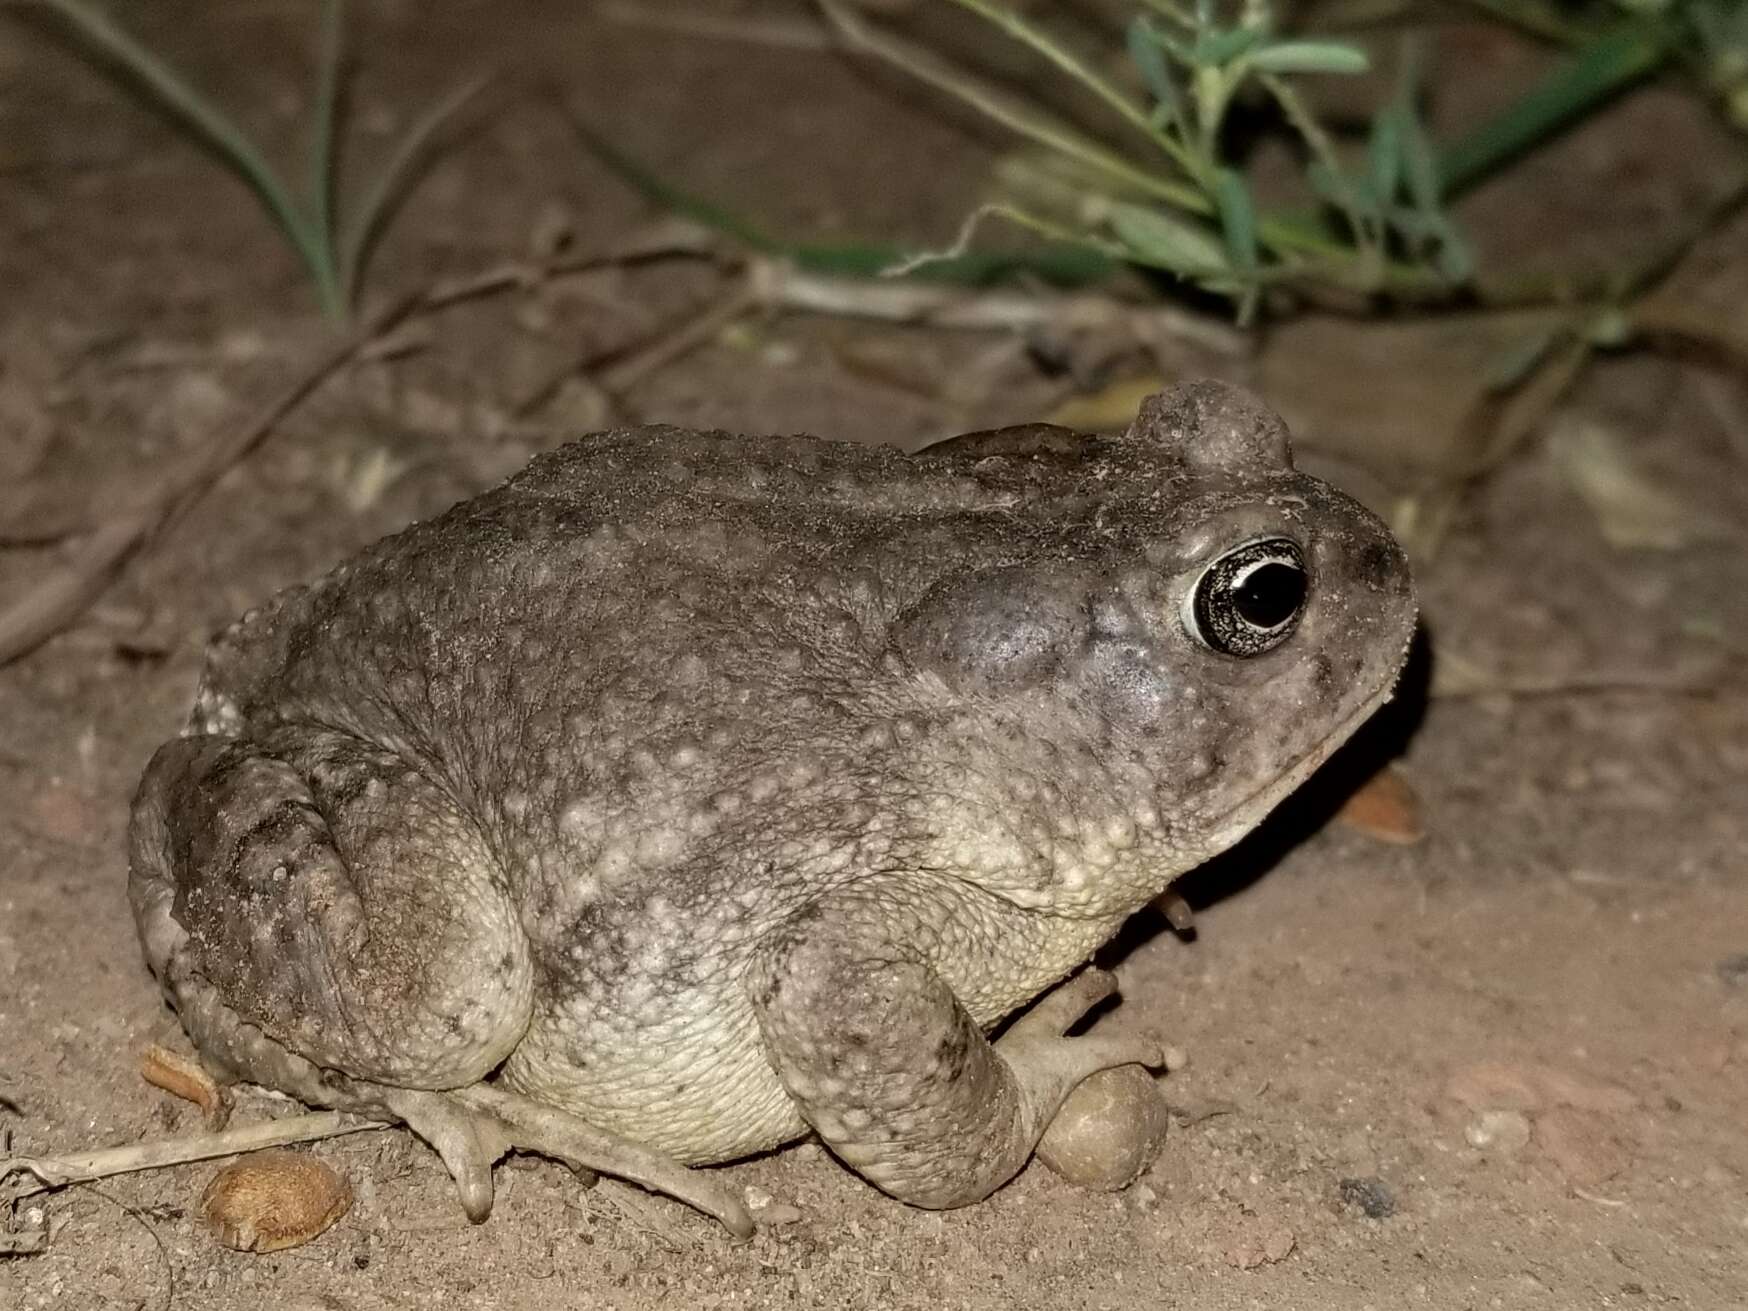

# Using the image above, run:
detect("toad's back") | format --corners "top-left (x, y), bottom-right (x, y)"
top-left (190, 423), bottom-right (1115, 755)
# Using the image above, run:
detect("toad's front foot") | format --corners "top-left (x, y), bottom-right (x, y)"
top-left (386, 1085), bottom-right (754, 1239)
top-left (995, 967), bottom-right (1162, 1104)
top-left (755, 897), bottom-right (1163, 1210)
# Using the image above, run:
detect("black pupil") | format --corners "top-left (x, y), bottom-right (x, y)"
top-left (1232, 561), bottom-right (1305, 629)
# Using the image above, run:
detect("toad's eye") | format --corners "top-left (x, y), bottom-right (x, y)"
top-left (1189, 537), bottom-right (1309, 657)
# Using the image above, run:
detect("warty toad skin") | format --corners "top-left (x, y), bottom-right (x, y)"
top-left (130, 381), bottom-right (1417, 1235)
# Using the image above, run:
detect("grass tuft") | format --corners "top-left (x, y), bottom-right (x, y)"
top-left (24, 0), bottom-right (486, 322)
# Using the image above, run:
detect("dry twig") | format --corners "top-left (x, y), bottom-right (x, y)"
top-left (746, 259), bottom-right (1248, 355)
top-left (1, 1110), bottom-right (385, 1205)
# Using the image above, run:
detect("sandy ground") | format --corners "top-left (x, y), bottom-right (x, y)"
top-left (2, 3), bottom-right (1745, 1309)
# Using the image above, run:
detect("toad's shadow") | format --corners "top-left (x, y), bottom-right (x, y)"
top-left (1096, 623), bottom-right (1433, 971)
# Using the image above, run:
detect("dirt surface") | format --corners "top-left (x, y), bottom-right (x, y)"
top-left (3, 3), bottom-right (1746, 1309)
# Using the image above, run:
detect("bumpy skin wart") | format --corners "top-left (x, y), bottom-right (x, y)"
top-left (129, 382), bottom-right (1417, 1231)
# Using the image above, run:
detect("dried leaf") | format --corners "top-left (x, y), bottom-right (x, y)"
top-left (1046, 375), bottom-right (1167, 430)
top-left (201, 1151), bottom-right (351, 1253)
top-left (1335, 764), bottom-right (1424, 845)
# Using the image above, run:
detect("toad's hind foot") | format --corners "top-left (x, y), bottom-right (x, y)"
top-left (130, 731), bottom-right (534, 1090)
top-left (387, 1085), bottom-right (754, 1239)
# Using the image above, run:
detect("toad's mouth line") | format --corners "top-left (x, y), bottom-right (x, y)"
top-left (1192, 669), bottom-right (1407, 864)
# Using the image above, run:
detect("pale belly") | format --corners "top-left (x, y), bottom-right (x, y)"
top-left (496, 894), bottom-right (1131, 1164)
top-left (498, 986), bottom-right (808, 1165)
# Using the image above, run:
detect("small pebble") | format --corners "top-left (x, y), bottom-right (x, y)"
top-left (1716, 952), bottom-right (1748, 988)
top-left (1226, 1225), bottom-right (1296, 1268)
top-left (1465, 1108), bottom-right (1532, 1154)
top-left (743, 1185), bottom-right (804, 1226)
top-left (751, 1200), bottom-right (804, 1226)
top-left (1338, 1176), bottom-right (1398, 1219)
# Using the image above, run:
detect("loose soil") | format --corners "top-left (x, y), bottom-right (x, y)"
top-left (2, 4), bottom-right (1745, 1309)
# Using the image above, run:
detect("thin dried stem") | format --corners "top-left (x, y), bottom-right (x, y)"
top-left (2, 1111), bottom-right (386, 1203)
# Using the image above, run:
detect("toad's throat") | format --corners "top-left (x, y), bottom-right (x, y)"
top-left (1001, 670), bottom-right (1406, 917)
top-left (1194, 672), bottom-right (1405, 861)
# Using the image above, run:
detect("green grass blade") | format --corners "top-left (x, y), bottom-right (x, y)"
top-left (1195, 26), bottom-right (1261, 67)
top-left (1134, 0), bottom-right (1196, 30)
top-left (1453, 0), bottom-right (1591, 44)
top-left (562, 112), bottom-right (783, 253)
top-left (1248, 41), bottom-right (1370, 75)
top-left (820, 0), bottom-right (1207, 215)
top-left (945, 0), bottom-right (1198, 175)
top-left (1436, 22), bottom-right (1671, 199)
top-left (1260, 70), bottom-right (1366, 236)
top-left (1127, 17), bottom-right (1184, 133)
top-left (338, 73), bottom-right (488, 310)
top-left (1109, 201), bottom-right (1228, 276)
top-left (35, 0), bottom-right (334, 316)
top-left (1213, 167), bottom-right (1259, 272)
top-left (1429, 214), bottom-right (1475, 283)
top-left (308, 0), bottom-right (344, 288)
top-left (565, 113), bottom-right (1116, 285)
top-left (1368, 103), bottom-right (1404, 205)
top-left (1400, 102), bottom-right (1442, 218)
top-left (821, 0), bottom-right (1445, 295)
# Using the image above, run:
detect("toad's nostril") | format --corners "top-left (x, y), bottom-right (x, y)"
top-left (1358, 538), bottom-right (1403, 589)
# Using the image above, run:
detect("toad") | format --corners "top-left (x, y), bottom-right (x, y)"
top-left (130, 382), bottom-right (1416, 1236)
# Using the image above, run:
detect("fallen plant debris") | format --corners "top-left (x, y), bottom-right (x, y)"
top-left (199, 1150), bottom-right (353, 1253)
top-left (1334, 765), bottom-right (1426, 846)
top-left (1, 1109), bottom-right (387, 1209)
top-left (140, 1044), bottom-right (230, 1129)
top-left (19, 0), bottom-right (487, 322)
